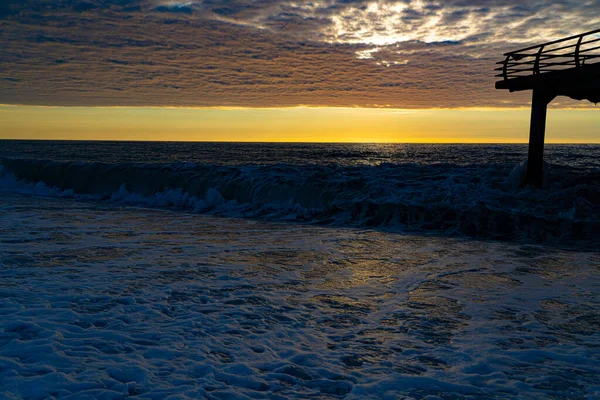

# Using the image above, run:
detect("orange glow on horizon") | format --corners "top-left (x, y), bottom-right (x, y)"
top-left (0, 105), bottom-right (598, 143)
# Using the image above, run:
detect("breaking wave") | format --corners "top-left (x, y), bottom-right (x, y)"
top-left (1, 158), bottom-right (598, 242)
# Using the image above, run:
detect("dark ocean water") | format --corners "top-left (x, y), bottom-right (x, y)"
top-left (1, 141), bottom-right (600, 399)
top-left (1, 140), bottom-right (599, 242)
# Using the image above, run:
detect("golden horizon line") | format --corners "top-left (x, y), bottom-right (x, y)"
top-left (1, 137), bottom-right (599, 144)
top-left (1, 104), bottom-right (599, 112)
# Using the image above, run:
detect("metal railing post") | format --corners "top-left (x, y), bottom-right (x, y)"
top-left (534, 45), bottom-right (545, 75)
top-left (575, 35), bottom-right (583, 67)
top-left (503, 55), bottom-right (510, 80)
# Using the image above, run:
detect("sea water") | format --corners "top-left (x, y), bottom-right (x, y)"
top-left (1, 141), bottom-right (599, 242)
top-left (0, 141), bottom-right (598, 398)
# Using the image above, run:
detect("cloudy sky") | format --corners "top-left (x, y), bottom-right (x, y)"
top-left (2, 0), bottom-right (599, 109)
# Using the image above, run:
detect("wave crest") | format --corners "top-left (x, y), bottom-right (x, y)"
top-left (1, 158), bottom-right (598, 242)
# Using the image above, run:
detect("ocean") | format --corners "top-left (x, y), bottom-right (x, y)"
top-left (2, 141), bottom-right (599, 242)
top-left (0, 140), bottom-right (599, 398)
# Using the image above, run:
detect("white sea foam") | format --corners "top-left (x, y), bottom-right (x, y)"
top-left (0, 194), bottom-right (598, 399)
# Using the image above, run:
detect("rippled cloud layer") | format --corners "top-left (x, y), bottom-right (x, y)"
top-left (1, 0), bottom-right (599, 108)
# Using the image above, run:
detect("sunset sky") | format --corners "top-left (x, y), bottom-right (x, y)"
top-left (1, 0), bottom-right (599, 142)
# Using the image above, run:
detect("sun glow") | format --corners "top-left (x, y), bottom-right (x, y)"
top-left (326, 1), bottom-right (485, 46)
top-left (1, 106), bottom-right (598, 144)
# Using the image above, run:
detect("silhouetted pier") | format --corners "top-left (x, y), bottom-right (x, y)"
top-left (495, 28), bottom-right (600, 187)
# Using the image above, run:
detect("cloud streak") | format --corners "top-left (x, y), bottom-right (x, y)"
top-left (1, 0), bottom-right (598, 108)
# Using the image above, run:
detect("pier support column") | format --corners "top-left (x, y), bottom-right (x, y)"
top-left (524, 88), bottom-right (556, 187)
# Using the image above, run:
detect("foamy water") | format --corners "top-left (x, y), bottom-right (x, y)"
top-left (1, 141), bottom-right (599, 398)
top-left (1, 194), bottom-right (599, 399)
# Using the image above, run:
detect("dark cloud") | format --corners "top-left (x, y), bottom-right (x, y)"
top-left (0, 0), bottom-right (598, 108)
top-left (154, 5), bottom-right (194, 14)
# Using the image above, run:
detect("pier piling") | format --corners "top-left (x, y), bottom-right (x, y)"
top-left (525, 88), bottom-right (556, 187)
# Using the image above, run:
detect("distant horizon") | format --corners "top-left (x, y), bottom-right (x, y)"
top-left (1, 105), bottom-right (597, 144)
top-left (2, 138), bottom-right (600, 145)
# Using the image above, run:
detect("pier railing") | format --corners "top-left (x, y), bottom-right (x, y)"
top-left (495, 28), bottom-right (600, 81)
